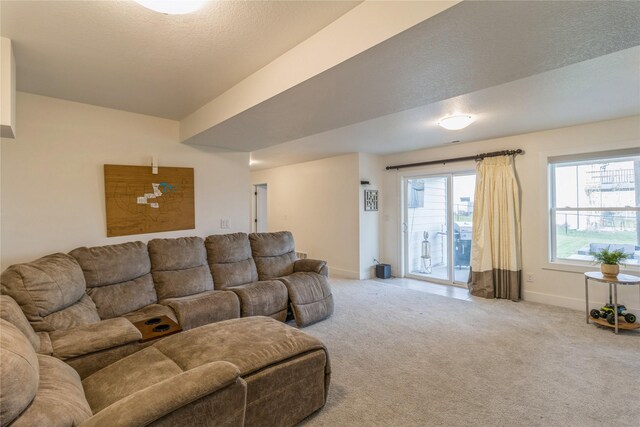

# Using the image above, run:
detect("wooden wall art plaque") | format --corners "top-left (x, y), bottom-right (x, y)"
top-left (104, 164), bottom-right (195, 237)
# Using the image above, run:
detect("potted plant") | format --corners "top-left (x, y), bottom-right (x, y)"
top-left (591, 247), bottom-right (630, 277)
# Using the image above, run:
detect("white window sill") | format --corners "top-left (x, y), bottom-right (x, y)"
top-left (542, 260), bottom-right (640, 276)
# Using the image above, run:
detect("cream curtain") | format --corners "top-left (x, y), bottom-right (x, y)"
top-left (468, 155), bottom-right (522, 301)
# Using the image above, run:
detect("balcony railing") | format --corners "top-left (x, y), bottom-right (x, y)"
top-left (585, 168), bottom-right (635, 192)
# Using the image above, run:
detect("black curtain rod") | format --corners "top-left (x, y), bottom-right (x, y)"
top-left (385, 149), bottom-right (524, 171)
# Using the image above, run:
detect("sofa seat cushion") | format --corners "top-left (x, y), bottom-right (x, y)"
top-left (279, 272), bottom-right (334, 327)
top-left (80, 361), bottom-right (245, 427)
top-left (49, 318), bottom-right (142, 360)
top-left (148, 237), bottom-right (214, 300)
top-left (0, 319), bottom-right (39, 426)
top-left (1, 253), bottom-right (100, 332)
top-left (11, 354), bottom-right (92, 427)
top-left (0, 295), bottom-right (40, 351)
top-left (227, 281), bottom-right (288, 321)
top-left (160, 290), bottom-right (240, 330)
top-left (121, 304), bottom-right (177, 324)
top-left (65, 341), bottom-right (154, 381)
top-left (82, 347), bottom-right (184, 414)
top-left (70, 242), bottom-right (158, 319)
top-left (154, 316), bottom-right (327, 376)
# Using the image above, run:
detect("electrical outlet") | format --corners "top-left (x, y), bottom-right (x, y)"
top-left (526, 273), bottom-right (534, 283)
top-left (220, 219), bottom-right (230, 229)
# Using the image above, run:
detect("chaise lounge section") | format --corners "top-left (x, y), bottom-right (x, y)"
top-left (0, 313), bottom-right (247, 427)
top-left (1, 293), bottom-right (331, 426)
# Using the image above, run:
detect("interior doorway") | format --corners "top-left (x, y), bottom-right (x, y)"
top-left (254, 184), bottom-right (268, 232)
top-left (403, 173), bottom-right (476, 286)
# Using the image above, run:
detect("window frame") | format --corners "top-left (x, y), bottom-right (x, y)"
top-left (546, 148), bottom-right (640, 272)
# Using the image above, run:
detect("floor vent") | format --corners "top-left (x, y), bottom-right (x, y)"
top-left (296, 251), bottom-right (308, 259)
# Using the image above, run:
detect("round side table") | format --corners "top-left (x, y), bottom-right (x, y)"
top-left (584, 271), bottom-right (640, 334)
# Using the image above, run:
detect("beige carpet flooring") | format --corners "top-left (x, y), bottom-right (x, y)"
top-left (299, 279), bottom-right (639, 426)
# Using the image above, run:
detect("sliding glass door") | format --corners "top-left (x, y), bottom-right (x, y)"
top-left (403, 173), bottom-right (476, 286)
top-left (406, 176), bottom-right (450, 281)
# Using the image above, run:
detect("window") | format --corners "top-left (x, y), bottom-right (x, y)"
top-left (548, 150), bottom-right (640, 267)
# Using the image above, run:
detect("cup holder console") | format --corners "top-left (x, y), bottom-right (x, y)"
top-left (153, 324), bottom-right (171, 333)
top-left (134, 316), bottom-right (182, 342)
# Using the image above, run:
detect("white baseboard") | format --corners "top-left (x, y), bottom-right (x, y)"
top-left (523, 290), bottom-right (639, 314)
top-left (360, 269), bottom-right (375, 280)
top-left (329, 267), bottom-right (360, 280)
top-left (522, 290), bottom-right (584, 310)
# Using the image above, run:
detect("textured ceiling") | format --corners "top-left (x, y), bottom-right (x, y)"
top-left (0, 0), bottom-right (361, 119)
top-left (249, 46), bottom-right (640, 170)
top-left (186, 0), bottom-right (640, 151)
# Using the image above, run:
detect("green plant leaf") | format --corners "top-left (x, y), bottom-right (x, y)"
top-left (590, 246), bottom-right (630, 265)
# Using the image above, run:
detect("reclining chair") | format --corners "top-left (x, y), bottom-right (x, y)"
top-left (249, 232), bottom-right (334, 327)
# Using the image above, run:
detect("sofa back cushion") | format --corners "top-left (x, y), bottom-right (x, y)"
top-left (70, 242), bottom-right (157, 319)
top-left (205, 233), bottom-right (258, 288)
top-left (249, 232), bottom-right (297, 280)
top-left (0, 253), bottom-right (100, 332)
top-left (148, 237), bottom-right (214, 300)
top-left (0, 319), bottom-right (39, 426)
top-left (0, 295), bottom-right (40, 352)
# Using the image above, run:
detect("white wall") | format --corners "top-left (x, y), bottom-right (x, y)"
top-left (0, 92), bottom-right (250, 269)
top-left (358, 152), bottom-right (383, 279)
top-left (251, 153), bottom-right (360, 278)
top-left (382, 116), bottom-right (640, 312)
top-left (0, 37), bottom-right (16, 138)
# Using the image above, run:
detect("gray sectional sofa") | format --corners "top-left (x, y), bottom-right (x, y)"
top-left (0, 231), bottom-right (334, 426)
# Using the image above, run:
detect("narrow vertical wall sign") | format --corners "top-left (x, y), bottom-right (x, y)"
top-left (104, 164), bottom-right (195, 237)
top-left (364, 189), bottom-right (379, 211)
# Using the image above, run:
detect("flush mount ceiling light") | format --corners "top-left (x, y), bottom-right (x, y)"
top-left (134, 0), bottom-right (208, 15)
top-left (438, 115), bottom-right (475, 130)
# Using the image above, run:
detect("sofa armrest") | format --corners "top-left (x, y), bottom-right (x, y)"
top-left (49, 317), bottom-right (142, 360)
top-left (80, 361), bottom-right (244, 427)
top-left (294, 259), bottom-right (328, 276)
